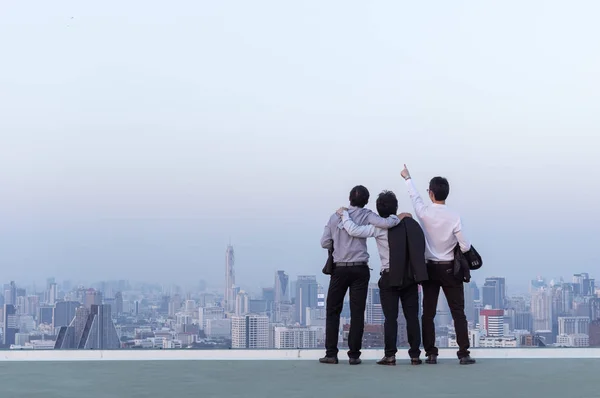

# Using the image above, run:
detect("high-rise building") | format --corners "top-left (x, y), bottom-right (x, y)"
top-left (366, 283), bottom-right (384, 325)
top-left (84, 289), bottom-right (103, 309)
top-left (531, 288), bottom-right (553, 332)
top-left (479, 308), bottom-right (505, 337)
top-left (225, 244), bottom-right (235, 313)
top-left (558, 316), bottom-right (590, 336)
top-left (274, 326), bottom-right (317, 349)
top-left (274, 271), bottom-right (289, 304)
top-left (3, 304), bottom-right (19, 346)
top-left (53, 301), bottom-right (81, 329)
top-left (5, 282), bottom-right (17, 306)
top-left (48, 283), bottom-right (58, 305)
top-left (231, 314), bottom-right (269, 349)
top-left (295, 276), bottom-right (318, 325)
top-left (55, 305), bottom-right (119, 350)
top-left (198, 306), bottom-right (225, 330)
top-left (482, 277), bottom-right (506, 309)
top-left (235, 291), bottom-right (250, 316)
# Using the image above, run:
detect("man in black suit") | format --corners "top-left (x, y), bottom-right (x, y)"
top-left (338, 191), bottom-right (427, 365)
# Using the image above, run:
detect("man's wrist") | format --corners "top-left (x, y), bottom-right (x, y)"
top-left (403, 176), bottom-right (411, 181)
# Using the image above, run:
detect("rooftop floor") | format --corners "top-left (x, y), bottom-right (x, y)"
top-left (0, 357), bottom-right (599, 398)
top-left (0, 349), bottom-right (599, 397)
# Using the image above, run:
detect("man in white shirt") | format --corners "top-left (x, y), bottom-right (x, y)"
top-left (401, 164), bottom-right (476, 365)
top-left (337, 191), bottom-right (423, 366)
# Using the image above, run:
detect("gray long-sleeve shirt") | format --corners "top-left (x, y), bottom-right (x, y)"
top-left (320, 206), bottom-right (400, 263)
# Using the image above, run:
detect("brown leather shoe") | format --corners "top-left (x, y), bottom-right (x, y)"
top-left (376, 356), bottom-right (396, 366)
top-left (425, 354), bottom-right (438, 364)
top-left (349, 358), bottom-right (362, 365)
top-left (411, 358), bottom-right (423, 365)
top-left (319, 356), bottom-right (339, 364)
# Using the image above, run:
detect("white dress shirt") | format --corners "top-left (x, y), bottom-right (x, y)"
top-left (340, 211), bottom-right (399, 272)
top-left (405, 178), bottom-right (471, 261)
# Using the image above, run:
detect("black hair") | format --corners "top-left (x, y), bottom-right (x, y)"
top-left (349, 185), bottom-right (369, 208)
top-left (375, 191), bottom-right (398, 218)
top-left (429, 177), bottom-right (450, 201)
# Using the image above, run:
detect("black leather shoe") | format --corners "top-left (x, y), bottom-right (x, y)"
top-left (459, 356), bottom-right (476, 365)
top-left (425, 355), bottom-right (438, 364)
top-left (319, 356), bottom-right (339, 364)
top-left (376, 356), bottom-right (396, 366)
top-left (411, 358), bottom-right (423, 365)
top-left (349, 358), bottom-right (362, 365)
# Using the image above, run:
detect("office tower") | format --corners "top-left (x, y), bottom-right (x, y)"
top-left (115, 292), bottom-right (124, 315)
top-left (55, 305), bottom-right (119, 350)
top-left (198, 306), bottom-right (225, 330)
top-left (531, 288), bottom-right (553, 332)
top-left (274, 326), bottom-right (317, 349)
top-left (38, 305), bottom-right (54, 325)
top-left (3, 304), bottom-right (19, 346)
top-left (482, 277), bottom-right (506, 309)
top-left (274, 271), bottom-right (290, 304)
top-left (225, 244), bottom-right (236, 313)
top-left (317, 285), bottom-right (325, 310)
top-left (479, 308), bottom-right (504, 337)
top-left (84, 289), bottom-right (103, 309)
top-left (53, 301), bottom-right (81, 329)
top-left (48, 283), bottom-right (58, 305)
top-left (366, 283), bottom-right (384, 325)
top-left (231, 314), bottom-right (269, 349)
top-left (558, 316), bottom-right (590, 335)
top-left (513, 311), bottom-right (533, 332)
top-left (235, 291), bottom-right (250, 316)
top-left (464, 282), bottom-right (477, 324)
top-left (295, 276), bottom-right (318, 325)
top-left (5, 282), bottom-right (17, 306)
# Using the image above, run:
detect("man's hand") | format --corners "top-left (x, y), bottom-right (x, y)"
top-left (336, 207), bottom-right (348, 216)
top-left (401, 164), bottom-right (411, 180)
top-left (397, 212), bottom-right (412, 220)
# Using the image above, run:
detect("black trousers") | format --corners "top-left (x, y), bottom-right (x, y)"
top-left (325, 266), bottom-right (370, 359)
top-left (421, 262), bottom-right (470, 359)
top-left (378, 272), bottom-right (421, 358)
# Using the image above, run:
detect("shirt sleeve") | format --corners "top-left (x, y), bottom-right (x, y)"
top-left (365, 211), bottom-right (400, 229)
top-left (320, 222), bottom-right (333, 249)
top-left (454, 218), bottom-right (472, 252)
top-left (341, 211), bottom-right (377, 238)
top-left (405, 178), bottom-right (427, 219)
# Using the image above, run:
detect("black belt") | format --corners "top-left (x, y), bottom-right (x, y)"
top-left (427, 260), bottom-right (453, 265)
top-left (336, 262), bottom-right (368, 267)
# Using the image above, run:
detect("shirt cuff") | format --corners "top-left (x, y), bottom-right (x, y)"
top-left (341, 210), bottom-right (349, 221)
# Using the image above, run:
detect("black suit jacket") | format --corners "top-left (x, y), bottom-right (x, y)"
top-left (388, 217), bottom-right (429, 287)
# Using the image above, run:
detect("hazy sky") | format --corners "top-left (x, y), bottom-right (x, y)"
top-left (1, 1), bottom-right (599, 293)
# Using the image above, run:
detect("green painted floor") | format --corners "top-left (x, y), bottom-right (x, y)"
top-left (0, 359), bottom-right (598, 398)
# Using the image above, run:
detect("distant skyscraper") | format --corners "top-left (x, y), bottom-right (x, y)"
top-left (115, 292), bottom-right (124, 315)
top-left (48, 283), bottom-right (58, 305)
top-left (479, 308), bottom-right (505, 337)
top-left (295, 276), bottom-right (318, 325)
top-left (84, 289), bottom-right (103, 309)
top-left (482, 277), bottom-right (506, 309)
top-left (55, 304), bottom-right (119, 350)
top-left (274, 271), bottom-right (289, 304)
top-left (366, 284), bottom-right (384, 325)
top-left (231, 314), bottom-right (269, 349)
top-left (53, 301), bottom-right (81, 329)
top-left (5, 281), bottom-right (17, 306)
top-left (274, 326), bottom-right (317, 349)
top-left (531, 288), bottom-right (553, 331)
top-left (3, 304), bottom-right (18, 346)
top-left (235, 291), bottom-right (250, 316)
top-left (558, 316), bottom-right (590, 335)
top-left (225, 244), bottom-right (235, 313)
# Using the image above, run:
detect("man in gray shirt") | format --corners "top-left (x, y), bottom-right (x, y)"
top-left (319, 185), bottom-right (401, 365)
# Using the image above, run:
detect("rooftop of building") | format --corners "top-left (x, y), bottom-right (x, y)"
top-left (0, 349), bottom-right (599, 397)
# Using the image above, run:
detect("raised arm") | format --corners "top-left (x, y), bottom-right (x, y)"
top-left (454, 218), bottom-right (472, 252)
top-left (340, 211), bottom-right (379, 238)
top-left (401, 164), bottom-right (427, 218)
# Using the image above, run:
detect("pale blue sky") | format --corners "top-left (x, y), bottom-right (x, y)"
top-left (1, 0), bottom-right (599, 292)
